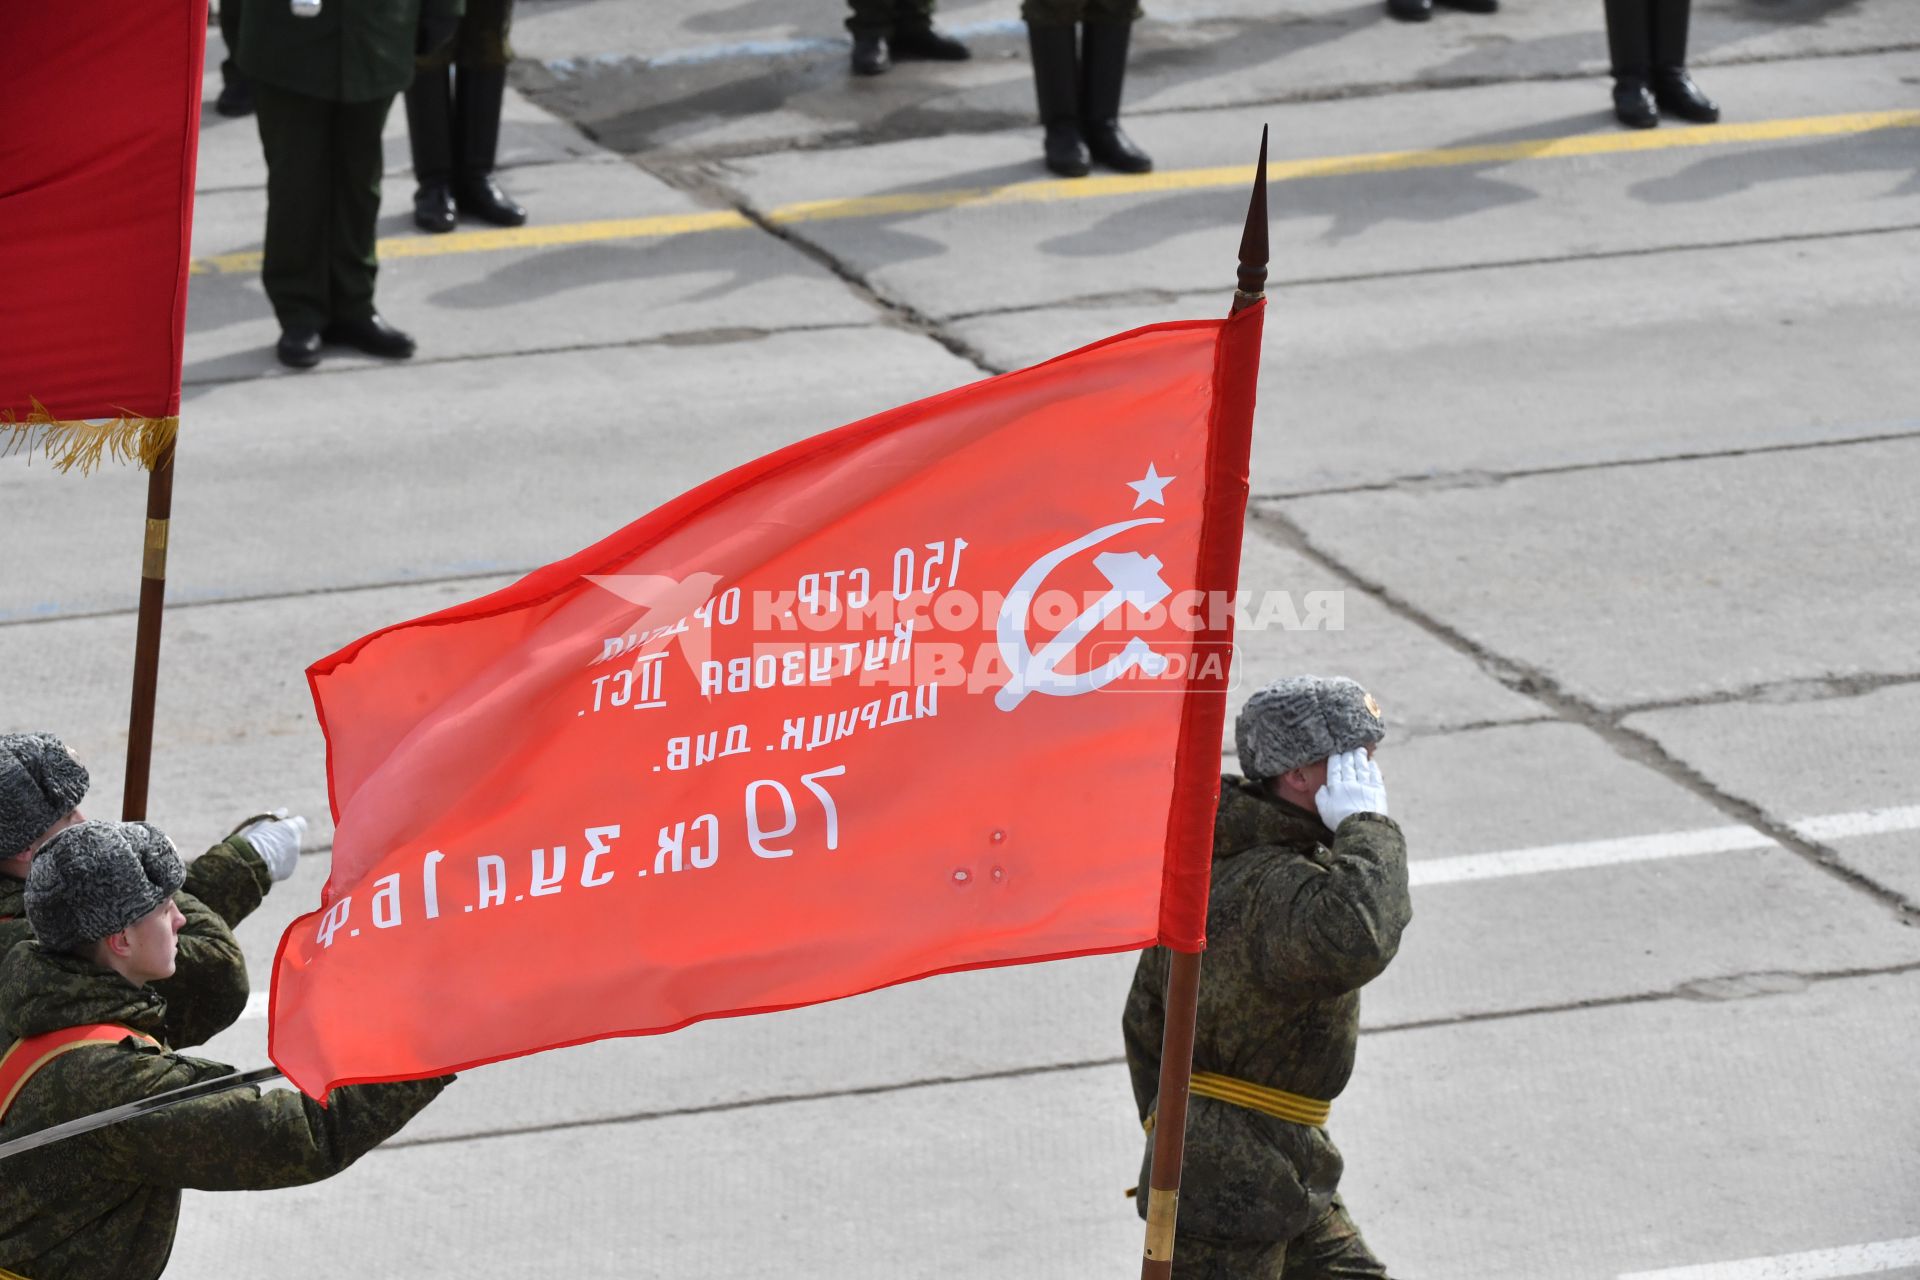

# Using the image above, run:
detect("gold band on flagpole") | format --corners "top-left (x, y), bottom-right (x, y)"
top-left (142, 519), bottom-right (171, 580)
top-left (1, 401), bottom-right (179, 475)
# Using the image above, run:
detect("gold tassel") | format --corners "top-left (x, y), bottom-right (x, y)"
top-left (0, 400), bottom-right (178, 475)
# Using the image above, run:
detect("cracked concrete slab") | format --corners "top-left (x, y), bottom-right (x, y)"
top-left (183, 162), bottom-right (871, 379)
top-left (508, 0), bottom-right (1920, 161)
top-left (1273, 435), bottom-right (1920, 710)
top-left (959, 228), bottom-right (1920, 495)
top-left (718, 55), bottom-right (1920, 320)
top-left (1232, 522), bottom-right (1541, 739)
top-left (167, 966), bottom-right (1920, 1280)
top-left (2, 328), bottom-right (983, 620)
top-left (1625, 681), bottom-right (1920, 905)
top-left (1362, 720), bottom-right (1920, 1026)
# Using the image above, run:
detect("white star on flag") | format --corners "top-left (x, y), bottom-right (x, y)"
top-left (1127, 463), bottom-right (1175, 509)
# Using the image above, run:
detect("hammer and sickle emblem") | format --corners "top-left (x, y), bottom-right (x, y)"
top-left (995, 518), bottom-right (1173, 713)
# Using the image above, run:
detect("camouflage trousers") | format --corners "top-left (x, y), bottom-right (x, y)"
top-left (1173, 1198), bottom-right (1394, 1280)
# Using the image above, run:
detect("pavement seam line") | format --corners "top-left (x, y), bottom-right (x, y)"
top-left (362, 958), bottom-right (1920, 1153)
top-left (1250, 422), bottom-right (1920, 503)
top-left (944, 222), bottom-right (1920, 324)
top-left (637, 155), bottom-right (1007, 376)
top-left (183, 108), bottom-right (1920, 277)
top-left (175, 319), bottom-right (881, 390)
top-left (1246, 507), bottom-right (1920, 924)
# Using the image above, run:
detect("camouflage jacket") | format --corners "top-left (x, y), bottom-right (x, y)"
top-left (0, 836), bottom-right (272, 1051)
top-left (0, 943), bottom-right (449, 1280)
top-left (1123, 776), bottom-right (1411, 1243)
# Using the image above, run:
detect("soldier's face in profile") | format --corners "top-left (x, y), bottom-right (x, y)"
top-left (118, 896), bottom-right (186, 986)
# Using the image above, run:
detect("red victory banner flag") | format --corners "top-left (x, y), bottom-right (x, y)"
top-left (270, 166), bottom-right (1272, 1112)
top-left (272, 296), bottom-right (1263, 1097)
top-left (1, 0), bottom-right (205, 465)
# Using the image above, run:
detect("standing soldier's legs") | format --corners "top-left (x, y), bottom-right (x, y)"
top-left (1648, 0), bottom-right (1718, 121)
top-left (405, 62), bottom-right (459, 233)
top-left (320, 93), bottom-right (416, 358)
top-left (451, 0), bottom-right (529, 227)
top-left (845, 0), bottom-right (897, 36)
top-left (888, 0), bottom-right (970, 59)
top-left (1079, 0), bottom-right (1152, 172)
top-left (1603, 0), bottom-right (1658, 127)
top-left (253, 81), bottom-right (334, 365)
top-left (1277, 1198), bottom-right (1394, 1280)
top-left (215, 1), bottom-right (252, 117)
top-left (1023, 0), bottom-right (1090, 177)
top-left (847, 0), bottom-right (894, 75)
top-left (1173, 1230), bottom-right (1290, 1280)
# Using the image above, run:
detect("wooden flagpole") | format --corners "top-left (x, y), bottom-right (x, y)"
top-left (121, 444), bottom-right (175, 821)
top-left (1139, 126), bottom-right (1269, 1280)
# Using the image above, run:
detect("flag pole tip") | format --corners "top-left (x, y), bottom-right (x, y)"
top-left (1233, 127), bottom-right (1269, 309)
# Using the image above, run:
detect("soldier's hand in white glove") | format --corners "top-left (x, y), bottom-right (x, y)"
top-left (234, 808), bottom-right (308, 882)
top-left (1315, 748), bottom-right (1388, 832)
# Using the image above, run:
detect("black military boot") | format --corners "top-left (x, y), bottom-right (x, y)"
top-left (1386, 0), bottom-right (1432, 19)
top-left (1027, 25), bottom-right (1089, 178)
top-left (1080, 22), bottom-right (1152, 174)
top-left (851, 31), bottom-right (891, 75)
top-left (454, 66), bottom-right (528, 227)
top-left (405, 67), bottom-right (458, 232)
top-left (1651, 0), bottom-right (1718, 122)
top-left (1603, 0), bottom-right (1658, 128)
top-left (891, 24), bottom-right (970, 61)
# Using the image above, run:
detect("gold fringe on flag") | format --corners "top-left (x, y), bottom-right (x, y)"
top-left (0, 400), bottom-right (178, 475)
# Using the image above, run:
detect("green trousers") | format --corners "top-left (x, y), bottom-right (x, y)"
top-left (252, 82), bottom-right (393, 332)
top-left (418, 0), bottom-right (516, 71)
top-left (845, 0), bottom-right (936, 36)
top-left (1172, 1199), bottom-right (1394, 1280)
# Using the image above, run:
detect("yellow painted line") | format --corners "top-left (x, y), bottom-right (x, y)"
top-left (188, 108), bottom-right (1920, 275)
top-left (189, 208), bottom-right (753, 275)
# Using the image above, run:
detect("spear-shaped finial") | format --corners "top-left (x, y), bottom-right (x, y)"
top-left (1231, 126), bottom-right (1270, 315)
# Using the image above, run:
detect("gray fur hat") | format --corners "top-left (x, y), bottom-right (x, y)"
top-left (1235, 675), bottom-right (1386, 780)
top-left (0, 732), bottom-right (90, 862)
top-left (26, 821), bottom-right (184, 953)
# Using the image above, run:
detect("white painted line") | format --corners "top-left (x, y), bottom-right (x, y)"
top-left (1410, 825), bottom-right (1774, 887)
top-left (1413, 801), bottom-right (1920, 887)
top-left (230, 803), bottom-right (1920, 1019)
top-left (1792, 804), bottom-right (1920, 842)
top-left (1618, 1235), bottom-right (1920, 1280)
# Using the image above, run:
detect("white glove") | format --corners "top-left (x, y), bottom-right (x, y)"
top-left (235, 808), bottom-right (308, 882)
top-left (1315, 748), bottom-right (1387, 832)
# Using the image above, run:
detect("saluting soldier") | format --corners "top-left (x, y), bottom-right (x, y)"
top-left (237, 0), bottom-right (464, 368)
top-left (1023, 0), bottom-right (1151, 178)
top-left (0, 821), bottom-right (449, 1280)
top-left (1, 732), bottom-right (307, 1051)
top-left (1124, 677), bottom-right (1412, 1278)
top-left (404, 0), bottom-right (528, 233)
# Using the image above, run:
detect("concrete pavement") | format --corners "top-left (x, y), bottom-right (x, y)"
top-left (5, 0), bottom-right (1919, 1275)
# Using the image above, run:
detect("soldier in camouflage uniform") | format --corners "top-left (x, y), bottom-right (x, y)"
top-left (1124, 676), bottom-right (1411, 1278)
top-left (0, 821), bottom-right (449, 1280)
top-left (1, 732), bottom-right (309, 1050)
